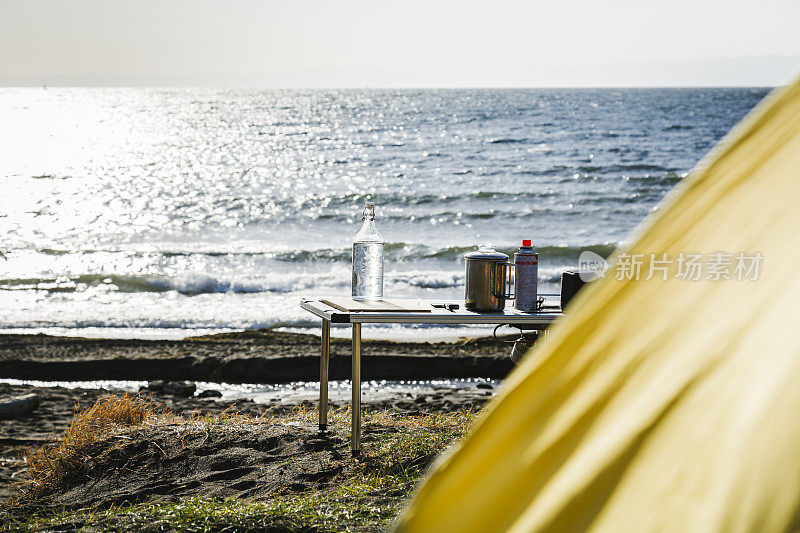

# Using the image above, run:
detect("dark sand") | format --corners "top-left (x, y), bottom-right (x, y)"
top-left (0, 330), bottom-right (513, 383)
top-left (0, 381), bottom-right (496, 505)
top-left (0, 331), bottom-right (515, 512)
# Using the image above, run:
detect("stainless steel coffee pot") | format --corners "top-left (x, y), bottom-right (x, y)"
top-left (464, 245), bottom-right (514, 311)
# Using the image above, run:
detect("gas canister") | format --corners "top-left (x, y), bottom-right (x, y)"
top-left (513, 239), bottom-right (539, 311)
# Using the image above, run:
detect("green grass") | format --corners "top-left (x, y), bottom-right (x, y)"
top-left (5, 493), bottom-right (394, 532)
top-left (4, 406), bottom-right (478, 533)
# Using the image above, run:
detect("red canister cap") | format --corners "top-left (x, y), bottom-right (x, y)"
top-left (522, 239), bottom-right (532, 247)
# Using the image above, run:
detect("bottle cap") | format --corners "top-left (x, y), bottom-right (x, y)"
top-left (522, 239), bottom-right (532, 247)
top-left (362, 203), bottom-right (376, 221)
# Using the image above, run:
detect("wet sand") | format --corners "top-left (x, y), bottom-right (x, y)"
top-left (0, 330), bottom-right (514, 508)
top-left (0, 330), bottom-right (514, 383)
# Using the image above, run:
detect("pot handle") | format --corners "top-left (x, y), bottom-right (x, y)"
top-left (495, 261), bottom-right (515, 300)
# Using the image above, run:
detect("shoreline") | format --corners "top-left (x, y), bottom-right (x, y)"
top-left (0, 330), bottom-right (515, 384)
top-left (0, 325), bottom-right (507, 343)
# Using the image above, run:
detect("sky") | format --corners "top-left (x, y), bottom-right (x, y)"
top-left (1, 0), bottom-right (799, 87)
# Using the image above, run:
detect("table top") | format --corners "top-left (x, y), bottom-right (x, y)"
top-left (300, 297), bottom-right (564, 326)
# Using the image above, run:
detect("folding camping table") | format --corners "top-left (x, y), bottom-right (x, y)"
top-left (299, 297), bottom-right (564, 454)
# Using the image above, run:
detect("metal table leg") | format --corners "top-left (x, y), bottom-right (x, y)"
top-left (351, 323), bottom-right (361, 455)
top-left (319, 318), bottom-right (330, 431)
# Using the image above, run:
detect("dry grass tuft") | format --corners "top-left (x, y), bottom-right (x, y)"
top-left (21, 394), bottom-right (162, 497)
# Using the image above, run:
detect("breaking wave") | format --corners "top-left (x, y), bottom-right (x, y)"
top-left (26, 242), bottom-right (615, 264)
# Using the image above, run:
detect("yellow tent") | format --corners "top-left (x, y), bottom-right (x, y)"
top-left (396, 77), bottom-right (800, 532)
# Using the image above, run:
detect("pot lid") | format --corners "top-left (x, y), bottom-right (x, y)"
top-left (464, 244), bottom-right (508, 261)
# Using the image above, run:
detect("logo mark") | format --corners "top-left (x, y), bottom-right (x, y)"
top-left (578, 250), bottom-right (608, 282)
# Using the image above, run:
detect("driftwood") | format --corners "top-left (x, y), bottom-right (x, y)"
top-left (0, 393), bottom-right (40, 419)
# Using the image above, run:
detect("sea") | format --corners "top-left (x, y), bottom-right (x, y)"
top-left (0, 87), bottom-right (769, 340)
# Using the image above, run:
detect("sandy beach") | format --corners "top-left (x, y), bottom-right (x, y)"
top-left (1, 330), bottom-right (511, 529)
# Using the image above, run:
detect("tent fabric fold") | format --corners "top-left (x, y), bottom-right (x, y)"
top-left (395, 77), bottom-right (800, 532)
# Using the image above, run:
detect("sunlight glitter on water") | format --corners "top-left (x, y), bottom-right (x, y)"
top-left (0, 87), bottom-right (767, 339)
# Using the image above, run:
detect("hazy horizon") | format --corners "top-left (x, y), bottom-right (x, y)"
top-left (3, 0), bottom-right (799, 88)
top-left (2, 55), bottom-right (796, 89)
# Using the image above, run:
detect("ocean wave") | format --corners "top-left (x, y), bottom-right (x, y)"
top-left (573, 192), bottom-right (662, 205)
top-left (141, 274), bottom-right (343, 295)
top-left (0, 316), bottom-right (325, 331)
top-left (0, 273), bottom-right (346, 295)
top-left (0, 270), bottom-right (459, 295)
top-left (300, 189), bottom-right (562, 209)
top-left (419, 243), bottom-right (616, 261)
top-left (622, 173), bottom-right (684, 184)
top-left (488, 138), bottom-right (526, 144)
top-left (23, 241), bottom-right (617, 265)
top-left (575, 163), bottom-right (677, 174)
top-left (359, 242), bottom-right (617, 262)
top-left (560, 172), bottom-right (683, 185)
top-left (0, 245), bottom-right (602, 296)
top-left (36, 248), bottom-right (71, 256)
top-left (0, 268), bottom-right (463, 295)
top-left (388, 271), bottom-right (464, 289)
